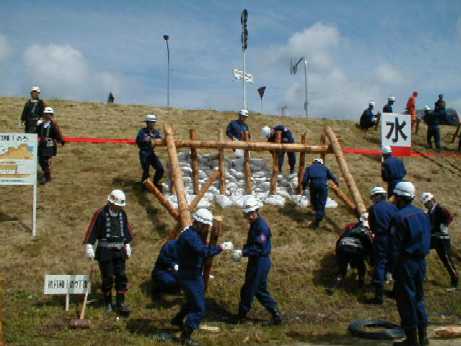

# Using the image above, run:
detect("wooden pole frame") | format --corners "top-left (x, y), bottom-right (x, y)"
top-left (189, 129), bottom-right (200, 195)
top-left (243, 131), bottom-right (253, 194)
top-left (297, 133), bottom-right (307, 194)
top-left (218, 130), bottom-right (226, 194)
top-left (189, 170), bottom-right (220, 211)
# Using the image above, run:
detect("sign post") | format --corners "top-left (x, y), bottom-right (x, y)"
top-left (0, 133), bottom-right (38, 237)
top-left (380, 113), bottom-right (412, 154)
top-left (44, 274), bottom-right (91, 311)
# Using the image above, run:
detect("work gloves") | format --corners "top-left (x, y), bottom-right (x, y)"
top-left (173, 264), bottom-right (179, 272)
top-left (124, 244), bottom-right (132, 258)
top-left (220, 241), bottom-right (234, 251)
top-left (232, 249), bottom-right (243, 262)
top-left (85, 244), bottom-right (95, 260)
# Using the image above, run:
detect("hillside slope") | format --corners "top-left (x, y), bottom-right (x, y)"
top-left (1, 97), bottom-right (461, 346)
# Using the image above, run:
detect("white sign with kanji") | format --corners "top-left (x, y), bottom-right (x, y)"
top-left (381, 113), bottom-right (412, 148)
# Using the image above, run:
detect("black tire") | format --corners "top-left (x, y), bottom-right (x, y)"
top-left (348, 319), bottom-right (405, 340)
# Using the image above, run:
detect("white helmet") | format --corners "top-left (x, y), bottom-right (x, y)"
top-left (369, 101), bottom-right (375, 107)
top-left (424, 105), bottom-right (431, 111)
top-left (393, 181), bottom-right (415, 199)
top-left (243, 196), bottom-right (261, 214)
top-left (313, 158), bottom-right (324, 165)
top-left (43, 107), bottom-right (54, 115)
top-left (239, 109), bottom-right (249, 117)
top-left (31, 86), bottom-right (41, 93)
top-left (261, 126), bottom-right (271, 138)
top-left (388, 96), bottom-right (395, 102)
top-left (193, 208), bottom-right (213, 226)
top-left (107, 189), bottom-right (126, 206)
top-left (382, 146), bottom-right (392, 155)
top-left (370, 186), bottom-right (387, 197)
top-left (145, 114), bottom-right (157, 122)
top-left (421, 192), bottom-right (434, 204)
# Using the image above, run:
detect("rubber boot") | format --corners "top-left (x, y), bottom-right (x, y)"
top-left (326, 276), bottom-right (343, 295)
top-left (170, 315), bottom-right (184, 329)
top-left (393, 328), bottom-right (418, 346)
top-left (371, 285), bottom-right (384, 305)
top-left (115, 293), bottom-right (130, 317)
top-left (270, 308), bottom-right (283, 325)
top-left (180, 325), bottom-right (199, 346)
top-left (451, 276), bottom-right (459, 289)
top-left (232, 309), bottom-right (249, 324)
top-left (418, 327), bottom-right (430, 346)
top-left (103, 292), bottom-right (113, 313)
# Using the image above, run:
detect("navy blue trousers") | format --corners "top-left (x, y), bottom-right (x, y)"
top-left (139, 151), bottom-right (164, 184)
top-left (152, 270), bottom-right (180, 293)
top-left (175, 275), bottom-right (206, 330)
top-left (309, 185), bottom-right (328, 222)
top-left (427, 126), bottom-right (441, 149)
top-left (277, 151), bottom-right (296, 172)
top-left (373, 235), bottom-right (391, 287)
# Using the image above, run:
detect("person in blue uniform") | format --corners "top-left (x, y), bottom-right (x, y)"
top-left (151, 239), bottom-right (181, 299)
top-left (261, 125), bottom-right (296, 174)
top-left (390, 182), bottom-right (431, 346)
top-left (423, 105), bottom-right (442, 151)
top-left (232, 196), bottom-right (282, 325)
top-left (368, 186), bottom-right (398, 304)
top-left (383, 96), bottom-right (395, 113)
top-left (21, 86), bottom-right (46, 133)
top-left (136, 114), bottom-right (164, 191)
top-left (302, 158), bottom-right (339, 229)
top-left (421, 192), bottom-right (458, 288)
top-left (381, 146), bottom-right (407, 198)
top-left (171, 209), bottom-right (233, 346)
top-left (83, 189), bottom-right (133, 316)
top-left (359, 101), bottom-right (379, 130)
top-left (226, 109), bottom-right (250, 140)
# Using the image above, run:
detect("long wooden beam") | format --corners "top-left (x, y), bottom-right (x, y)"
top-left (297, 133), bottom-right (307, 194)
top-left (204, 216), bottom-right (223, 290)
top-left (190, 129), bottom-right (200, 194)
top-left (243, 131), bottom-right (253, 194)
top-left (330, 183), bottom-right (357, 214)
top-left (144, 179), bottom-right (180, 220)
top-left (189, 169), bottom-right (220, 211)
top-left (218, 130), bottom-right (226, 194)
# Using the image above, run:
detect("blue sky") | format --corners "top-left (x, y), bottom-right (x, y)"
top-left (1, 0), bottom-right (461, 119)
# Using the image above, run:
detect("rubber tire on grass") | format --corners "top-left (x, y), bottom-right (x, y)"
top-left (348, 319), bottom-right (405, 340)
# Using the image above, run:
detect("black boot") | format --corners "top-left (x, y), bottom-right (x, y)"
top-left (418, 327), bottom-right (430, 346)
top-left (393, 328), bottom-right (418, 346)
top-left (270, 308), bottom-right (283, 325)
top-left (180, 325), bottom-right (199, 346)
top-left (103, 293), bottom-right (113, 313)
top-left (370, 285), bottom-right (384, 304)
top-left (326, 276), bottom-right (343, 295)
top-left (170, 315), bottom-right (184, 329)
top-left (115, 293), bottom-right (130, 317)
top-left (451, 276), bottom-right (459, 289)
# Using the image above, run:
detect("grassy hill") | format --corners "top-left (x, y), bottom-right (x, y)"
top-left (1, 96), bottom-right (461, 346)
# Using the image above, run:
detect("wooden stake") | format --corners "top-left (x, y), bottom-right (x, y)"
top-left (190, 129), bottom-right (200, 194)
top-left (297, 133), bottom-right (307, 194)
top-left (330, 183), bottom-right (357, 214)
top-left (451, 124), bottom-right (461, 144)
top-left (218, 130), bottom-right (226, 194)
top-left (204, 216), bottom-right (223, 290)
top-left (189, 169), bottom-right (220, 211)
top-left (324, 126), bottom-right (366, 215)
top-left (243, 131), bottom-right (253, 194)
top-left (144, 179), bottom-right (180, 220)
top-left (320, 133), bottom-right (326, 164)
top-left (164, 124), bottom-right (192, 228)
top-left (270, 131), bottom-right (282, 194)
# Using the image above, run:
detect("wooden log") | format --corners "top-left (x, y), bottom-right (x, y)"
top-left (168, 223), bottom-right (183, 241)
top-left (270, 131), bottom-right (282, 194)
top-left (451, 124), bottom-right (461, 144)
top-left (330, 182), bottom-right (357, 214)
top-left (320, 133), bottom-right (326, 164)
top-left (218, 130), bottom-right (226, 194)
top-left (167, 161), bottom-right (175, 194)
top-left (164, 124), bottom-right (192, 228)
top-left (243, 131), bottom-right (253, 194)
top-left (189, 169), bottom-right (220, 211)
top-left (144, 179), bottom-right (180, 220)
top-left (151, 138), bottom-right (330, 153)
top-left (204, 216), bottom-right (223, 290)
top-left (297, 133), bottom-right (307, 194)
top-left (324, 126), bottom-right (366, 215)
top-left (190, 129), bottom-right (200, 194)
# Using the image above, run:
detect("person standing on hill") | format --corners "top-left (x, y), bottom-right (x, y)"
top-left (21, 86), bottom-right (45, 133)
top-left (434, 94), bottom-right (446, 117)
top-left (226, 109), bottom-right (250, 140)
top-left (36, 107), bottom-right (65, 185)
top-left (424, 105), bottom-right (442, 151)
top-left (381, 146), bottom-right (406, 198)
top-left (390, 182), bottom-right (431, 346)
top-left (83, 190), bottom-right (133, 317)
top-left (421, 192), bottom-right (458, 288)
top-left (383, 96), bottom-right (396, 113)
top-left (302, 158), bottom-right (339, 229)
top-left (406, 91), bottom-right (418, 133)
top-left (136, 114), bottom-right (164, 191)
top-left (261, 125), bottom-right (296, 174)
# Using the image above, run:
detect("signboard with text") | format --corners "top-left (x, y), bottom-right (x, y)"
top-left (381, 113), bottom-right (411, 149)
top-left (44, 274), bottom-right (91, 295)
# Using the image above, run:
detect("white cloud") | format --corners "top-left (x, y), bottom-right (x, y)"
top-left (23, 44), bottom-right (120, 100)
top-left (375, 64), bottom-right (404, 85)
top-left (0, 33), bottom-right (11, 62)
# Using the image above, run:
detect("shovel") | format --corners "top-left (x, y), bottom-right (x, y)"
top-left (69, 264), bottom-right (94, 329)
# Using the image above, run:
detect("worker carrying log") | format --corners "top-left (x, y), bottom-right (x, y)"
top-left (389, 181), bottom-right (431, 346)
top-left (421, 192), bottom-right (458, 288)
top-left (359, 101), bottom-right (379, 130)
top-left (151, 239), bottom-right (181, 300)
top-left (383, 96), bottom-right (396, 113)
top-left (261, 125), bottom-right (296, 174)
top-left (21, 85), bottom-right (45, 133)
top-left (226, 109), bottom-right (250, 140)
top-left (302, 158), bottom-right (339, 229)
top-left (381, 146), bottom-right (407, 198)
top-left (83, 189), bottom-right (133, 317)
top-left (36, 107), bottom-right (65, 185)
top-left (170, 209), bottom-right (234, 345)
top-left (232, 196), bottom-right (283, 325)
top-left (136, 114), bottom-right (164, 191)
top-left (368, 186), bottom-right (398, 305)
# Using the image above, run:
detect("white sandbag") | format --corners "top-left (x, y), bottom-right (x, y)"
top-left (276, 187), bottom-right (291, 198)
top-left (199, 170), bottom-right (208, 179)
top-left (290, 195), bottom-right (310, 208)
top-left (215, 194), bottom-right (234, 208)
top-left (264, 194), bottom-right (286, 206)
top-left (326, 197), bottom-right (338, 208)
top-left (253, 171), bottom-right (266, 179)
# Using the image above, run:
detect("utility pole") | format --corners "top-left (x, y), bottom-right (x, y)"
top-left (163, 34), bottom-right (170, 107)
top-left (241, 9), bottom-right (248, 110)
top-left (290, 57), bottom-right (309, 118)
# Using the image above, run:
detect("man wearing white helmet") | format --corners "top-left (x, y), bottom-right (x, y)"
top-left (226, 109), bottom-right (250, 141)
top-left (135, 114), bottom-right (164, 191)
top-left (83, 190), bottom-right (133, 316)
top-left (171, 209), bottom-right (233, 345)
top-left (232, 196), bottom-right (282, 325)
top-left (36, 106), bottom-right (65, 184)
top-left (302, 158), bottom-right (339, 229)
top-left (423, 105), bottom-right (442, 151)
top-left (421, 192), bottom-right (458, 288)
top-left (21, 85), bottom-right (46, 133)
top-left (383, 96), bottom-right (396, 113)
top-left (359, 101), bottom-right (379, 130)
top-left (381, 146), bottom-right (407, 198)
top-left (261, 125), bottom-right (296, 174)
top-left (389, 181), bottom-right (431, 346)
top-left (367, 186), bottom-right (398, 304)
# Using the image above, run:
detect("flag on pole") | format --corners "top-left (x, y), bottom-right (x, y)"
top-left (257, 86), bottom-right (266, 99)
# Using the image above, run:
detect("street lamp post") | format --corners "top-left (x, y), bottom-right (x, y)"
top-left (163, 34), bottom-right (170, 108)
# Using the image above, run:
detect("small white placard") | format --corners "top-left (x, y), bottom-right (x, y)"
top-left (381, 113), bottom-right (412, 148)
top-left (44, 274), bottom-right (91, 295)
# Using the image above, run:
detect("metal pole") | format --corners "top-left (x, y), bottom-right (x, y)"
top-left (243, 48), bottom-right (246, 109)
top-left (304, 57), bottom-right (308, 118)
top-left (163, 34), bottom-right (170, 108)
